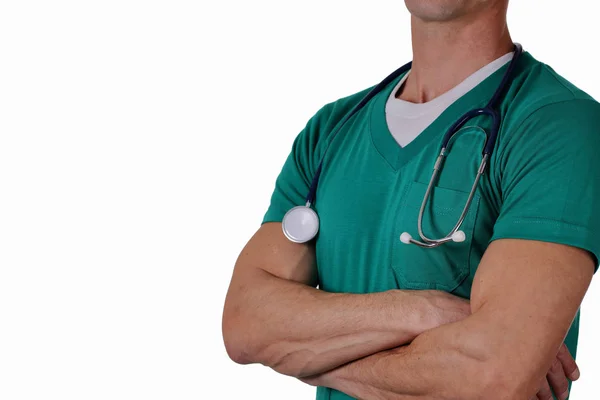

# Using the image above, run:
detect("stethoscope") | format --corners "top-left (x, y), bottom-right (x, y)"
top-left (282, 43), bottom-right (523, 248)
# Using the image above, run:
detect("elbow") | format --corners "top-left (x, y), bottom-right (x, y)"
top-left (474, 360), bottom-right (533, 400)
top-left (223, 329), bottom-right (252, 365)
top-left (442, 331), bottom-right (533, 399)
top-left (222, 318), bottom-right (310, 376)
top-left (222, 304), bottom-right (257, 365)
top-left (222, 306), bottom-right (315, 377)
top-left (445, 343), bottom-right (530, 400)
top-left (222, 320), bottom-right (248, 365)
top-left (222, 297), bottom-right (296, 371)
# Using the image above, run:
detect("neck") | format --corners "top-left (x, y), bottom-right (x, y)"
top-left (399, 4), bottom-right (513, 103)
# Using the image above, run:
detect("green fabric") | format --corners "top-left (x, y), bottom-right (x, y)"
top-left (262, 51), bottom-right (600, 400)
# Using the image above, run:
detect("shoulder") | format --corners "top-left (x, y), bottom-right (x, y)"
top-left (306, 85), bottom-right (375, 141)
top-left (497, 52), bottom-right (600, 159)
top-left (506, 52), bottom-right (599, 123)
top-left (294, 85), bottom-right (375, 159)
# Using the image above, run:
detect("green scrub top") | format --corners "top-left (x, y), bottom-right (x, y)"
top-left (262, 51), bottom-right (600, 400)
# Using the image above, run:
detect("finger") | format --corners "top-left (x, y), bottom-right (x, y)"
top-left (556, 343), bottom-right (580, 381)
top-left (546, 358), bottom-right (570, 400)
top-left (535, 377), bottom-right (552, 400)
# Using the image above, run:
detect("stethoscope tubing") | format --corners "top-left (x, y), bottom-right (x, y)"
top-left (305, 61), bottom-right (414, 206)
top-left (284, 44), bottom-right (523, 246)
top-left (406, 43), bottom-right (522, 247)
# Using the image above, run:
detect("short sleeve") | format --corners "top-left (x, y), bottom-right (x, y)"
top-left (261, 115), bottom-right (319, 224)
top-left (260, 86), bottom-right (374, 224)
top-left (491, 99), bottom-right (600, 270)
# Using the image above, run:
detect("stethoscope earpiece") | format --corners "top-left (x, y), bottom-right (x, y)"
top-left (400, 232), bottom-right (412, 244)
top-left (400, 230), bottom-right (465, 246)
top-left (451, 230), bottom-right (466, 243)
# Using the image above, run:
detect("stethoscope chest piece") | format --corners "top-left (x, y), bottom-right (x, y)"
top-left (282, 205), bottom-right (320, 243)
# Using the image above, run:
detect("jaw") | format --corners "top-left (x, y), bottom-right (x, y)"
top-left (404, 0), bottom-right (501, 23)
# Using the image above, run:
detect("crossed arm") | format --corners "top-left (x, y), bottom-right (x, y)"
top-left (222, 223), bottom-right (471, 377)
top-left (300, 239), bottom-right (593, 399)
top-left (223, 223), bottom-right (593, 399)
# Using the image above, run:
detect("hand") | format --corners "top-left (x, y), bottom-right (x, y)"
top-left (298, 365), bottom-right (341, 388)
top-left (531, 343), bottom-right (580, 400)
top-left (407, 289), bottom-right (471, 330)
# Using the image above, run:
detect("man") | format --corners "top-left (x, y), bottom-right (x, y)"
top-left (222, 1), bottom-right (600, 399)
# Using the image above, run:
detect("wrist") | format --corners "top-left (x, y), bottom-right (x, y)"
top-left (387, 290), bottom-right (440, 336)
top-left (319, 348), bottom-right (408, 399)
top-left (318, 364), bottom-right (354, 393)
top-left (399, 290), bottom-right (471, 334)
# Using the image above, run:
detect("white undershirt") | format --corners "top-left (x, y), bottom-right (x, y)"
top-left (385, 52), bottom-right (514, 147)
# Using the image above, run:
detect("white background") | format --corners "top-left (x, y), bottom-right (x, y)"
top-left (1, 1), bottom-right (599, 399)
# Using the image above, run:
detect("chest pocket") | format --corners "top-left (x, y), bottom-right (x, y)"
top-left (391, 181), bottom-right (480, 293)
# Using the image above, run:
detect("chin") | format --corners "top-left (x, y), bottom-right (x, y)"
top-left (404, 0), bottom-right (488, 21)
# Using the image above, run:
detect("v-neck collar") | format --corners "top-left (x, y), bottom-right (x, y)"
top-left (369, 53), bottom-right (531, 171)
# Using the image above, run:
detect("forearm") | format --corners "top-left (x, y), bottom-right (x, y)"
top-left (223, 268), bottom-right (465, 378)
top-left (312, 316), bottom-right (510, 400)
top-left (311, 240), bottom-right (593, 400)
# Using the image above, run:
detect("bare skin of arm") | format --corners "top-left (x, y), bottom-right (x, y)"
top-left (222, 222), bottom-right (471, 378)
top-left (302, 239), bottom-right (592, 400)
